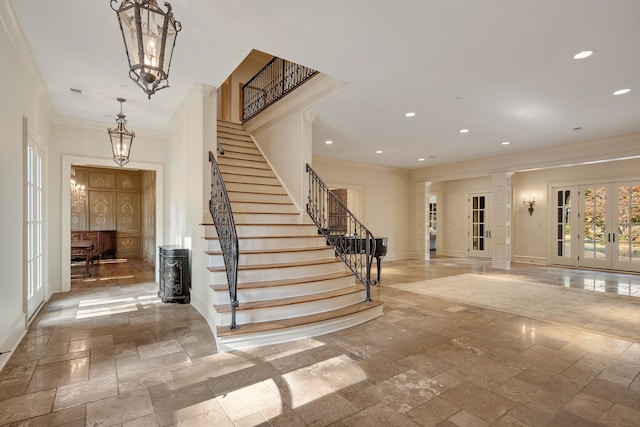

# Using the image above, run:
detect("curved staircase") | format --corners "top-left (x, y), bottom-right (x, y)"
top-left (205, 121), bottom-right (383, 351)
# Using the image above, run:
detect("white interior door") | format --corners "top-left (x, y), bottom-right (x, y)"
top-left (26, 141), bottom-right (45, 319)
top-left (468, 193), bottom-right (490, 258)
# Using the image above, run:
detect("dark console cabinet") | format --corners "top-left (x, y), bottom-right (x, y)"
top-left (158, 246), bottom-right (191, 303)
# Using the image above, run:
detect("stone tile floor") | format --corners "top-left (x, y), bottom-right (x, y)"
top-left (1, 257), bottom-right (639, 426)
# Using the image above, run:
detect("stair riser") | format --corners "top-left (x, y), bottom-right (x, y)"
top-left (229, 202), bottom-right (297, 213)
top-left (225, 182), bottom-right (286, 195)
top-left (221, 174), bottom-right (280, 186)
top-left (208, 248), bottom-right (336, 268)
top-left (214, 275), bottom-right (356, 304)
top-left (219, 151), bottom-right (264, 162)
top-left (233, 213), bottom-right (301, 224)
top-left (217, 292), bottom-right (366, 325)
top-left (206, 224), bottom-right (318, 238)
top-left (215, 304), bottom-right (384, 351)
top-left (219, 165), bottom-right (275, 177)
top-left (211, 262), bottom-right (346, 283)
top-left (217, 137), bottom-right (255, 149)
top-left (218, 158), bottom-right (270, 170)
top-left (228, 192), bottom-right (292, 204)
top-left (237, 225), bottom-right (318, 238)
top-left (219, 145), bottom-right (261, 156)
top-left (207, 236), bottom-right (327, 252)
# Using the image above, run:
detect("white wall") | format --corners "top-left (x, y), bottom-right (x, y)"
top-left (165, 85), bottom-right (219, 331)
top-left (311, 157), bottom-right (415, 261)
top-left (0, 1), bottom-right (54, 368)
top-left (250, 112), bottom-right (312, 212)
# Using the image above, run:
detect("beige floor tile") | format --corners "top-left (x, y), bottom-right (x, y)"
top-left (440, 382), bottom-right (516, 423)
top-left (0, 389), bottom-right (57, 424)
top-left (86, 388), bottom-right (155, 426)
top-left (216, 380), bottom-right (281, 421)
top-left (407, 396), bottom-right (460, 427)
top-left (151, 383), bottom-right (222, 426)
top-left (340, 402), bottom-right (420, 426)
top-left (25, 357), bottom-right (90, 393)
top-left (53, 374), bottom-right (118, 411)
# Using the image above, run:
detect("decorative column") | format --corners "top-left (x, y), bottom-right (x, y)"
top-left (490, 172), bottom-right (513, 269)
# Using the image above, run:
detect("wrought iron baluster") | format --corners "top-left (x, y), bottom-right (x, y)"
top-left (305, 164), bottom-right (375, 302)
top-left (208, 149), bottom-right (239, 329)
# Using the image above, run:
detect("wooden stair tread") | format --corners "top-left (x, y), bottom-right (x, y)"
top-left (214, 285), bottom-right (364, 312)
top-left (227, 189), bottom-right (287, 196)
top-left (230, 200), bottom-right (295, 206)
top-left (211, 271), bottom-right (353, 291)
top-left (207, 257), bottom-right (341, 272)
top-left (216, 300), bottom-right (383, 337)
top-left (206, 246), bottom-right (331, 255)
top-left (204, 235), bottom-right (324, 241)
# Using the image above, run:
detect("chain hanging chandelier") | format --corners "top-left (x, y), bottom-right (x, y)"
top-left (70, 168), bottom-right (87, 206)
top-left (110, 0), bottom-right (182, 99)
top-left (107, 98), bottom-right (136, 167)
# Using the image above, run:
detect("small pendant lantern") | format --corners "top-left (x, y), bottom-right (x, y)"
top-left (107, 98), bottom-right (135, 167)
top-left (110, 0), bottom-right (182, 99)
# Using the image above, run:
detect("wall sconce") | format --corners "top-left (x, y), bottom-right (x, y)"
top-left (522, 194), bottom-right (535, 215)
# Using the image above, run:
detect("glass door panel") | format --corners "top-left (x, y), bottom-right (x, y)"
top-left (580, 185), bottom-right (610, 269)
top-left (613, 184), bottom-right (640, 272)
top-left (551, 187), bottom-right (577, 266)
top-left (469, 193), bottom-right (490, 258)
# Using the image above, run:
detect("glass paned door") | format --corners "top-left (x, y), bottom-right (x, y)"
top-left (469, 193), bottom-right (490, 258)
top-left (551, 187), bottom-right (577, 266)
top-left (613, 184), bottom-right (640, 271)
top-left (27, 142), bottom-right (44, 319)
top-left (580, 185), bottom-right (610, 268)
top-left (577, 183), bottom-right (640, 272)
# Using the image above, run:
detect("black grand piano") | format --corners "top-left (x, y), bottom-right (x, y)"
top-left (333, 235), bottom-right (388, 284)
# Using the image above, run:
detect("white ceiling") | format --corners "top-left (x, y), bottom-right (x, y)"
top-left (9, 0), bottom-right (640, 169)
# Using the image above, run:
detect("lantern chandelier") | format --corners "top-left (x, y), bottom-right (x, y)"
top-left (70, 168), bottom-right (87, 206)
top-left (107, 98), bottom-right (136, 167)
top-left (110, 0), bottom-right (182, 99)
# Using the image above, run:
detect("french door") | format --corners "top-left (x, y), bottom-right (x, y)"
top-left (26, 141), bottom-right (45, 318)
top-left (551, 183), bottom-right (640, 272)
top-left (468, 193), bottom-right (490, 258)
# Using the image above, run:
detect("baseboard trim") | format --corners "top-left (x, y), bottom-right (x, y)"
top-left (512, 255), bottom-right (548, 266)
top-left (0, 313), bottom-right (27, 372)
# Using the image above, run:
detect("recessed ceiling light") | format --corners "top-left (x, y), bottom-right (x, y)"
top-left (573, 50), bottom-right (593, 59)
top-left (405, 112), bottom-right (416, 117)
top-left (459, 129), bottom-right (470, 134)
top-left (501, 141), bottom-right (510, 145)
top-left (325, 140), bottom-right (333, 145)
top-left (613, 88), bottom-right (631, 96)
top-left (418, 158), bottom-right (425, 162)
top-left (375, 150), bottom-right (383, 154)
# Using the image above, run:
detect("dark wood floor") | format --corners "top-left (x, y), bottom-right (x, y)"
top-left (71, 257), bottom-right (155, 288)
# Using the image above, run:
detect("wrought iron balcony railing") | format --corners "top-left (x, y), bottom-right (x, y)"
top-left (242, 57), bottom-right (318, 122)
